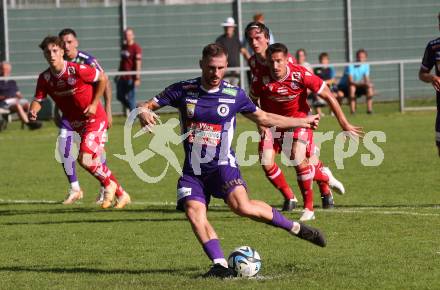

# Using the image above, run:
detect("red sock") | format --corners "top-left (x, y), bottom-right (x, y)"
top-left (264, 164), bottom-right (294, 200)
top-left (296, 165), bottom-right (314, 210)
top-left (86, 162), bottom-right (111, 187)
top-left (106, 168), bottom-right (124, 197)
top-left (313, 161), bottom-right (329, 183)
top-left (314, 161), bottom-right (331, 196)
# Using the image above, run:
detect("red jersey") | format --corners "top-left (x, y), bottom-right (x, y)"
top-left (34, 61), bottom-right (106, 129)
top-left (248, 53), bottom-right (296, 87)
top-left (251, 62), bottom-right (325, 118)
top-left (119, 42), bottom-right (142, 80)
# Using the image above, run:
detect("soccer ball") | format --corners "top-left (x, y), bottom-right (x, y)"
top-left (228, 246), bottom-right (261, 277)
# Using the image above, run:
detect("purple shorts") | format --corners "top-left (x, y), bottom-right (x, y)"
top-left (60, 117), bottom-right (74, 131)
top-left (176, 165), bottom-right (247, 211)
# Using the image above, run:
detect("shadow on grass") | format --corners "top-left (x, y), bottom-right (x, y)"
top-left (0, 265), bottom-right (200, 276)
top-left (326, 204), bottom-right (440, 209)
top-left (0, 205), bottom-right (231, 217)
top-left (0, 217), bottom-right (190, 226)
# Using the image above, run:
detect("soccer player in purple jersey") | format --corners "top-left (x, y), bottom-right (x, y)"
top-left (138, 43), bottom-right (326, 278)
top-left (419, 12), bottom-right (440, 157)
top-left (56, 28), bottom-right (130, 208)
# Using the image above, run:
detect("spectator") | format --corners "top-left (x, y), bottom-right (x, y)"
top-left (296, 49), bottom-right (316, 115)
top-left (337, 49), bottom-right (375, 114)
top-left (296, 48), bottom-right (313, 72)
top-left (0, 107), bottom-right (9, 131)
top-left (215, 17), bottom-right (247, 86)
top-left (116, 27), bottom-right (142, 114)
top-left (0, 62), bottom-right (42, 131)
top-left (253, 12), bottom-right (275, 45)
top-left (313, 52), bottom-right (338, 115)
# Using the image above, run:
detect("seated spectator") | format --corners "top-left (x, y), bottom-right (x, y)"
top-left (313, 52), bottom-right (338, 115)
top-left (0, 107), bottom-right (9, 131)
top-left (0, 62), bottom-right (42, 130)
top-left (337, 49), bottom-right (375, 114)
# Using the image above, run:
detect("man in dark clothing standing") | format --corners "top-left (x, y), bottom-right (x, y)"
top-left (215, 17), bottom-right (246, 86)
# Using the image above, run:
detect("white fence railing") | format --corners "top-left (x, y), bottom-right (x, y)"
top-left (1, 58), bottom-right (434, 113)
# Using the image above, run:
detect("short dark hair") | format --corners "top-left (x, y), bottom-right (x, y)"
top-left (319, 52), bottom-right (329, 61)
top-left (58, 28), bottom-right (77, 38)
top-left (202, 43), bottom-right (228, 59)
top-left (356, 48), bottom-right (368, 57)
top-left (39, 36), bottom-right (64, 51)
top-left (266, 43), bottom-right (288, 58)
top-left (244, 21), bottom-right (270, 40)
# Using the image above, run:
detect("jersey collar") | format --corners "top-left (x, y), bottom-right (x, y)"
top-left (276, 65), bottom-right (290, 83)
top-left (50, 61), bottom-right (67, 79)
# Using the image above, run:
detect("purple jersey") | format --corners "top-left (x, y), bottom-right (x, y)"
top-left (67, 50), bottom-right (103, 72)
top-left (153, 77), bottom-right (257, 175)
top-left (421, 37), bottom-right (440, 145)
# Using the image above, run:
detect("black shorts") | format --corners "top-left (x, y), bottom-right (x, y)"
top-left (338, 84), bottom-right (367, 98)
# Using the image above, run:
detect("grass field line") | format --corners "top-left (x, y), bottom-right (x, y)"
top-left (0, 199), bottom-right (438, 217)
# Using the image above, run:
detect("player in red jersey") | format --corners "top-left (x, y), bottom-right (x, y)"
top-left (245, 22), bottom-right (301, 212)
top-left (246, 21), bottom-right (362, 220)
top-left (29, 36), bottom-right (125, 209)
top-left (260, 42), bottom-right (363, 221)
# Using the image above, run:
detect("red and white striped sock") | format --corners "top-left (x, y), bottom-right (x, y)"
top-left (264, 164), bottom-right (294, 200)
top-left (296, 165), bottom-right (315, 210)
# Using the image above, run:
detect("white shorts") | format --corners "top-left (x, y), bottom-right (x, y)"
top-left (2, 98), bottom-right (29, 109)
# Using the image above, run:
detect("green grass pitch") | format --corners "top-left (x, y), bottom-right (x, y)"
top-left (0, 103), bottom-right (439, 289)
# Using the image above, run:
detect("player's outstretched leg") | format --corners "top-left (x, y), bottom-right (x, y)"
top-left (312, 160), bottom-right (344, 209)
top-left (184, 200), bottom-right (236, 279)
top-left (58, 129), bottom-right (82, 204)
top-left (226, 186), bottom-right (326, 248)
top-left (321, 166), bottom-right (345, 195)
top-left (310, 161), bottom-right (338, 209)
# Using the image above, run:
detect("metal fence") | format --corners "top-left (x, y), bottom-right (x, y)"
top-left (0, 0), bottom-right (438, 114)
top-left (0, 58), bottom-right (431, 114)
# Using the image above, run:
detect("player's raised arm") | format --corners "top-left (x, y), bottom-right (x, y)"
top-left (243, 109), bottom-right (320, 130)
top-left (318, 84), bottom-right (364, 138)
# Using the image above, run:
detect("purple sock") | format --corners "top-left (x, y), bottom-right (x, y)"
top-left (202, 239), bottom-right (225, 261)
top-left (271, 208), bottom-right (294, 231)
top-left (60, 135), bottom-right (78, 183)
